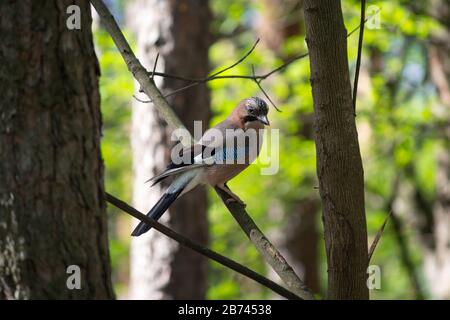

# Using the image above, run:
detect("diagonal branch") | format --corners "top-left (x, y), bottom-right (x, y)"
top-left (90, 0), bottom-right (314, 300)
top-left (251, 65), bottom-right (281, 112)
top-left (105, 193), bottom-right (300, 300)
top-left (368, 210), bottom-right (392, 264)
top-left (215, 187), bottom-right (315, 300)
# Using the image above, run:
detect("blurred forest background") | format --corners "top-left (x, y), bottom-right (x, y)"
top-left (94, 0), bottom-right (450, 299)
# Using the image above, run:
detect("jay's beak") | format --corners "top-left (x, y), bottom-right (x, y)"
top-left (258, 115), bottom-right (270, 126)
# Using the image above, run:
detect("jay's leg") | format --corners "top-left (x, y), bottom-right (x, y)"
top-left (217, 183), bottom-right (246, 207)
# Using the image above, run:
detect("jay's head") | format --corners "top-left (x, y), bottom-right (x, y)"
top-left (236, 97), bottom-right (270, 126)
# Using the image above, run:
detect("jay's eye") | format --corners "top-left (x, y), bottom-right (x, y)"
top-left (248, 108), bottom-right (255, 114)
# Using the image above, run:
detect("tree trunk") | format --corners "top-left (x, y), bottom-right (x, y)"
top-left (0, 0), bottom-right (114, 299)
top-left (303, 0), bottom-right (369, 299)
top-left (127, 0), bottom-right (211, 299)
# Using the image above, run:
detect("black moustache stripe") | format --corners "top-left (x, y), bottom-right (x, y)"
top-left (243, 115), bottom-right (258, 123)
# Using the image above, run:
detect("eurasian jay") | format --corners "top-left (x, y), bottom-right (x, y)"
top-left (131, 97), bottom-right (270, 236)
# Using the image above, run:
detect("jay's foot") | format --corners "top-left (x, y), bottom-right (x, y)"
top-left (218, 184), bottom-right (247, 207)
top-left (225, 196), bottom-right (247, 207)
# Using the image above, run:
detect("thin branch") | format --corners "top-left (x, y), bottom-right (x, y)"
top-left (150, 49), bottom-right (307, 84)
top-left (215, 187), bottom-right (315, 300)
top-left (252, 65), bottom-right (281, 112)
top-left (134, 83), bottom-right (202, 104)
top-left (105, 193), bottom-right (300, 300)
top-left (260, 52), bottom-right (309, 80)
top-left (91, 0), bottom-right (313, 300)
top-left (352, 0), bottom-right (366, 112)
top-left (148, 39), bottom-right (260, 82)
top-left (255, 81), bottom-right (280, 112)
top-left (151, 72), bottom-right (258, 82)
top-left (150, 53), bottom-right (160, 80)
top-left (132, 94), bottom-right (151, 103)
top-left (147, 47), bottom-right (307, 84)
top-left (137, 39), bottom-right (261, 104)
top-left (368, 210), bottom-right (392, 264)
top-left (161, 39), bottom-right (262, 102)
top-left (163, 82), bottom-right (202, 99)
top-left (210, 38), bottom-right (260, 78)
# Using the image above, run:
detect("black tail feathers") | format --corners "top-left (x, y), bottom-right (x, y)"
top-left (131, 189), bottom-right (183, 237)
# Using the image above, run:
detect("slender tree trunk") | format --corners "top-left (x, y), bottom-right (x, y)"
top-left (128, 0), bottom-right (211, 299)
top-left (303, 0), bottom-right (369, 299)
top-left (0, 0), bottom-right (114, 299)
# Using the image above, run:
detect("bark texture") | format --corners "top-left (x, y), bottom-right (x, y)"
top-left (0, 0), bottom-right (114, 299)
top-left (128, 0), bottom-right (211, 299)
top-left (303, 0), bottom-right (369, 299)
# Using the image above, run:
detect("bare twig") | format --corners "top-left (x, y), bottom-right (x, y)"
top-left (105, 192), bottom-right (300, 300)
top-left (162, 39), bottom-right (261, 102)
top-left (252, 65), bottom-right (281, 112)
top-left (91, 0), bottom-right (313, 300)
top-left (136, 39), bottom-right (261, 104)
top-left (132, 94), bottom-right (151, 103)
top-left (148, 48), bottom-right (307, 84)
top-left (368, 210), bottom-right (392, 264)
top-left (148, 39), bottom-right (260, 82)
top-left (210, 38), bottom-right (260, 78)
top-left (260, 52), bottom-right (309, 80)
top-left (352, 0), bottom-right (366, 112)
top-left (150, 53), bottom-right (160, 80)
